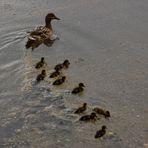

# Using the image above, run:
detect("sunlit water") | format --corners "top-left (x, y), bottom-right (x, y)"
top-left (0, 0), bottom-right (148, 147)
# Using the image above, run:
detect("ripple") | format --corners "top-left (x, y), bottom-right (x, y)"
top-left (0, 28), bottom-right (26, 51)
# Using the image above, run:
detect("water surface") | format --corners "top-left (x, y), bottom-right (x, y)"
top-left (0, 0), bottom-right (148, 147)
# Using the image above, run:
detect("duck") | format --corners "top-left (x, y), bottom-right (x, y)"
top-left (49, 70), bottom-right (60, 78)
top-left (26, 13), bottom-right (60, 50)
top-left (93, 107), bottom-right (111, 118)
top-left (74, 103), bottom-right (87, 114)
top-left (53, 76), bottom-right (66, 85)
top-left (35, 57), bottom-right (46, 69)
top-left (54, 59), bottom-right (70, 71)
top-left (95, 125), bottom-right (107, 138)
top-left (72, 83), bottom-right (85, 94)
top-left (36, 70), bottom-right (46, 82)
top-left (79, 112), bottom-right (97, 122)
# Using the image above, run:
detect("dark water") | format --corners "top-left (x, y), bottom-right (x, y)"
top-left (0, 0), bottom-right (148, 147)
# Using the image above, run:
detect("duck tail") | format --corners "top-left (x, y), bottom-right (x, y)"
top-left (25, 39), bottom-right (35, 49)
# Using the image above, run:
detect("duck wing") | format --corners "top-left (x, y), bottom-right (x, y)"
top-left (26, 26), bottom-right (53, 50)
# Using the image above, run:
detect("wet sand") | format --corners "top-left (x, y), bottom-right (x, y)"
top-left (0, 0), bottom-right (148, 147)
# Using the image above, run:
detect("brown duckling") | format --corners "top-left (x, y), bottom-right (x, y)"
top-left (79, 112), bottom-right (97, 122)
top-left (93, 108), bottom-right (110, 118)
top-left (75, 103), bottom-right (87, 114)
top-left (49, 70), bottom-right (60, 78)
top-left (53, 76), bottom-right (66, 85)
top-left (35, 57), bottom-right (46, 69)
top-left (36, 70), bottom-right (46, 82)
top-left (26, 13), bottom-right (60, 50)
top-left (72, 83), bottom-right (85, 94)
top-left (54, 59), bottom-right (70, 71)
top-left (95, 125), bottom-right (107, 138)
top-left (63, 59), bottom-right (70, 68)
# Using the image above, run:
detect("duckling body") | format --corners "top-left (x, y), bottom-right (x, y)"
top-left (75, 103), bottom-right (87, 114)
top-left (26, 13), bottom-right (60, 50)
top-left (72, 83), bottom-right (85, 94)
top-left (95, 125), bottom-right (107, 138)
top-left (79, 112), bottom-right (97, 122)
top-left (54, 60), bottom-right (70, 71)
top-left (49, 70), bottom-right (60, 78)
top-left (54, 63), bottom-right (64, 71)
top-left (36, 70), bottom-right (46, 82)
top-left (53, 76), bottom-right (66, 85)
top-left (93, 108), bottom-right (110, 118)
top-left (35, 57), bottom-right (46, 69)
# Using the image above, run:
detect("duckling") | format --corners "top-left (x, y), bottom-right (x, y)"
top-left (79, 112), bottom-right (97, 122)
top-left (75, 103), bottom-right (87, 114)
top-left (54, 59), bottom-right (70, 71)
top-left (72, 83), bottom-right (85, 94)
top-left (95, 125), bottom-right (107, 138)
top-left (26, 13), bottom-right (60, 50)
top-left (36, 70), bottom-right (46, 82)
top-left (93, 108), bottom-right (110, 118)
top-left (49, 70), bottom-right (60, 78)
top-left (35, 57), bottom-right (46, 69)
top-left (53, 76), bottom-right (66, 85)
top-left (63, 59), bottom-right (70, 69)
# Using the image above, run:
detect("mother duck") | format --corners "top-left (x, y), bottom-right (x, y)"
top-left (26, 13), bottom-right (60, 50)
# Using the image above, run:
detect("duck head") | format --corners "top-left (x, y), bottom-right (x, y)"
top-left (63, 59), bottom-right (70, 67)
top-left (79, 83), bottom-right (85, 87)
top-left (45, 13), bottom-right (60, 27)
top-left (102, 125), bottom-right (107, 130)
top-left (62, 76), bottom-right (66, 81)
top-left (90, 112), bottom-right (97, 119)
top-left (41, 70), bottom-right (46, 75)
top-left (105, 111), bottom-right (111, 117)
top-left (41, 57), bottom-right (45, 62)
top-left (83, 103), bottom-right (87, 108)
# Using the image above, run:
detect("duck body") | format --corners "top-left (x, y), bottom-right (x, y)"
top-left (54, 63), bottom-right (64, 71)
top-left (26, 13), bottom-right (60, 50)
top-left (93, 108), bottom-right (110, 118)
top-left (36, 70), bottom-right (46, 82)
top-left (53, 76), bottom-right (66, 85)
top-left (72, 87), bottom-right (84, 94)
top-left (79, 112), bottom-right (97, 122)
top-left (72, 83), bottom-right (85, 94)
top-left (54, 59), bottom-right (70, 71)
top-left (49, 70), bottom-right (60, 78)
top-left (95, 126), bottom-right (107, 138)
top-left (35, 57), bottom-right (46, 69)
top-left (54, 60), bottom-right (70, 71)
top-left (75, 103), bottom-right (87, 114)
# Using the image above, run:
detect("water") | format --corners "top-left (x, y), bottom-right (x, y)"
top-left (0, 0), bottom-right (148, 147)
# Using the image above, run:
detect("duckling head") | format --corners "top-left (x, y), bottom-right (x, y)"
top-left (102, 125), bottom-right (107, 130)
top-left (62, 76), bottom-right (66, 81)
top-left (41, 57), bottom-right (45, 62)
top-left (63, 59), bottom-right (70, 66)
top-left (41, 70), bottom-right (46, 75)
top-left (105, 111), bottom-right (111, 117)
top-left (90, 112), bottom-right (97, 119)
top-left (79, 83), bottom-right (85, 87)
top-left (83, 103), bottom-right (87, 108)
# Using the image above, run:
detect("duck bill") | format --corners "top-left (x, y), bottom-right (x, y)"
top-left (54, 16), bottom-right (60, 20)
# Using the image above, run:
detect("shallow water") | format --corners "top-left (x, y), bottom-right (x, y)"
top-left (0, 0), bottom-right (148, 147)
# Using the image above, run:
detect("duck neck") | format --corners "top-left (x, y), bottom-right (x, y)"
top-left (45, 20), bottom-right (52, 30)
